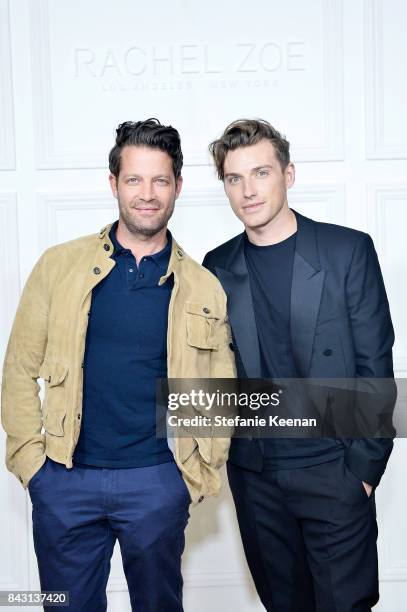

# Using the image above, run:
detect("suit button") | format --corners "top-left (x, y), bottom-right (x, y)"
top-left (103, 243), bottom-right (110, 251)
top-left (93, 267), bottom-right (101, 275)
top-left (198, 495), bottom-right (204, 503)
top-left (203, 307), bottom-right (210, 314)
top-left (323, 349), bottom-right (333, 356)
top-left (229, 342), bottom-right (235, 351)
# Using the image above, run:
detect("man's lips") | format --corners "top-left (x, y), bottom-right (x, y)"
top-left (242, 202), bottom-right (265, 212)
top-left (132, 207), bottom-right (160, 214)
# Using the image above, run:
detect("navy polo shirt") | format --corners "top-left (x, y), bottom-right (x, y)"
top-left (73, 221), bottom-right (174, 468)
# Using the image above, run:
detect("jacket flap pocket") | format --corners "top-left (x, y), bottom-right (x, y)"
top-left (39, 362), bottom-right (69, 387)
top-left (185, 302), bottom-right (221, 319)
top-left (186, 303), bottom-right (220, 351)
top-left (45, 410), bottom-right (66, 436)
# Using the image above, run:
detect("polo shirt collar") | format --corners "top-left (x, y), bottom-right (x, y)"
top-left (108, 220), bottom-right (172, 273)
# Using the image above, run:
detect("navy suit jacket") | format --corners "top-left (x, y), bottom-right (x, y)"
top-left (203, 210), bottom-right (395, 487)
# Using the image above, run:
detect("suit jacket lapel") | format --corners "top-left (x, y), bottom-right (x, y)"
top-left (215, 235), bottom-right (261, 377)
top-left (290, 211), bottom-right (325, 376)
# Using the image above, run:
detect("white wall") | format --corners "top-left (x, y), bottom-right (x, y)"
top-left (0, 1), bottom-right (406, 610)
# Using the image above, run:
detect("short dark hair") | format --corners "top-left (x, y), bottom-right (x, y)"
top-left (209, 118), bottom-right (290, 180)
top-left (109, 118), bottom-right (183, 179)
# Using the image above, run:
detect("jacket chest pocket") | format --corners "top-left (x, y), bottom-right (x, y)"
top-left (185, 302), bottom-right (220, 351)
top-left (39, 361), bottom-right (69, 436)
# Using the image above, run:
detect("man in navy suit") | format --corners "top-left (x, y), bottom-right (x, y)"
top-left (203, 119), bottom-right (395, 612)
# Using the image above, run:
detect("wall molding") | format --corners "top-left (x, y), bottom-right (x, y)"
top-left (0, 192), bottom-right (20, 345)
top-left (0, 0), bottom-right (16, 170)
top-left (30, 0), bottom-right (344, 168)
top-left (367, 183), bottom-right (407, 373)
top-left (365, 0), bottom-right (407, 159)
top-left (37, 191), bottom-right (116, 249)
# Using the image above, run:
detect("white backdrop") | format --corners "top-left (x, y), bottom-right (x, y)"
top-left (0, 1), bottom-right (406, 610)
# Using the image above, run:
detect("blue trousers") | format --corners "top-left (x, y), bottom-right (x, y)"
top-left (28, 458), bottom-right (190, 612)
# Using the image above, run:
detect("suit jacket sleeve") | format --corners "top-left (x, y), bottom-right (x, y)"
top-left (344, 233), bottom-right (396, 488)
top-left (202, 252), bottom-right (214, 275)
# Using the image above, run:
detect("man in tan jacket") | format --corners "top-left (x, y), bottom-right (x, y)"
top-left (1, 118), bottom-right (235, 612)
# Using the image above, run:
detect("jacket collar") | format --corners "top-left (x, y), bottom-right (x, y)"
top-left (97, 222), bottom-right (185, 286)
top-left (213, 209), bottom-right (325, 377)
top-left (217, 209), bottom-right (321, 276)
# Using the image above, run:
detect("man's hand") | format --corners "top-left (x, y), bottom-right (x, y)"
top-left (362, 481), bottom-right (373, 497)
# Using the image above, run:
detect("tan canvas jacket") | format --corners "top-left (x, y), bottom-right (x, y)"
top-left (1, 223), bottom-right (236, 505)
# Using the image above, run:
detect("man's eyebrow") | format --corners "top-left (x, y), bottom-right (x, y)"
top-left (121, 173), bottom-right (171, 179)
top-left (224, 172), bottom-right (242, 179)
top-left (252, 164), bottom-right (274, 171)
top-left (224, 164), bottom-right (274, 178)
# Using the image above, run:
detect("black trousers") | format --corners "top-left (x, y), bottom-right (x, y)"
top-left (227, 455), bottom-right (379, 612)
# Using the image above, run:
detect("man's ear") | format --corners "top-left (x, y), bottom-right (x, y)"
top-left (175, 175), bottom-right (183, 199)
top-left (109, 173), bottom-right (118, 199)
top-left (285, 163), bottom-right (296, 190)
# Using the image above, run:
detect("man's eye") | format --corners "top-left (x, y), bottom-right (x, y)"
top-left (128, 177), bottom-right (139, 184)
top-left (258, 170), bottom-right (269, 177)
top-left (156, 178), bottom-right (168, 185)
top-left (229, 176), bottom-right (241, 184)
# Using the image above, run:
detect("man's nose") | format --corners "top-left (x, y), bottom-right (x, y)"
top-left (138, 182), bottom-right (155, 201)
top-left (243, 178), bottom-right (257, 199)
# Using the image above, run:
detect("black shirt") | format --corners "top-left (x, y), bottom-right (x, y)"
top-left (244, 231), bottom-right (342, 468)
top-left (245, 232), bottom-right (298, 379)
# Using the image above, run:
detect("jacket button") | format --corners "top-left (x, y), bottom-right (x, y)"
top-left (93, 267), bottom-right (101, 275)
top-left (77, 414), bottom-right (81, 420)
top-left (103, 243), bottom-right (110, 251)
top-left (198, 495), bottom-right (204, 503)
top-left (203, 307), bottom-right (210, 314)
top-left (323, 349), bottom-right (333, 356)
top-left (229, 342), bottom-right (235, 351)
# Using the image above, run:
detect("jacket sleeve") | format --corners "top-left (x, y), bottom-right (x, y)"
top-left (344, 233), bottom-right (396, 488)
top-left (1, 252), bottom-right (50, 488)
top-left (203, 281), bottom-right (237, 472)
top-left (210, 286), bottom-right (236, 379)
top-left (202, 250), bottom-right (235, 378)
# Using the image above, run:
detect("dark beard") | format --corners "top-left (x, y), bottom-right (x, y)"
top-left (118, 199), bottom-right (175, 237)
